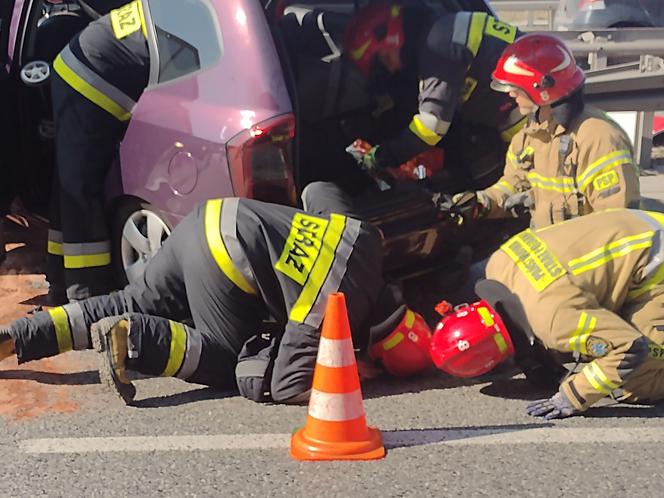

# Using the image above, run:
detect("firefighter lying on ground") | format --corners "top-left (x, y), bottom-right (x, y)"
top-left (431, 208), bottom-right (664, 419)
top-left (1, 196), bottom-right (433, 404)
top-left (457, 33), bottom-right (640, 228)
top-left (343, 3), bottom-right (525, 184)
top-left (46, 0), bottom-right (151, 303)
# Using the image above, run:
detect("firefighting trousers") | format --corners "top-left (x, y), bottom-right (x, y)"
top-left (17, 209), bottom-right (264, 387)
top-left (46, 70), bottom-right (128, 301)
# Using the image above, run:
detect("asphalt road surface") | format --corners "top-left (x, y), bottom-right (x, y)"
top-left (2, 354), bottom-right (664, 497)
top-left (3, 163), bottom-right (664, 497)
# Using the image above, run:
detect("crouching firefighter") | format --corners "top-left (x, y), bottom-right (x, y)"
top-left (46, 0), bottom-right (151, 302)
top-left (1, 198), bottom-right (433, 404)
top-left (430, 209), bottom-right (664, 419)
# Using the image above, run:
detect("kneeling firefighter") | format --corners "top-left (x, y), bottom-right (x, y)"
top-left (2, 198), bottom-right (433, 404)
top-left (47, 0), bottom-right (151, 302)
top-left (430, 209), bottom-right (664, 419)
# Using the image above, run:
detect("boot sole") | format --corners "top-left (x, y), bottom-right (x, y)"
top-left (91, 316), bottom-right (136, 405)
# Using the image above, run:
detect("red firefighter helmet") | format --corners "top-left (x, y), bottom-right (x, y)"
top-left (491, 33), bottom-right (585, 106)
top-left (344, 2), bottom-right (405, 77)
top-left (430, 300), bottom-right (515, 378)
top-left (369, 308), bottom-right (432, 377)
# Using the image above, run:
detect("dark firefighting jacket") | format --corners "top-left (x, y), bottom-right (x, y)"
top-left (375, 11), bottom-right (525, 168)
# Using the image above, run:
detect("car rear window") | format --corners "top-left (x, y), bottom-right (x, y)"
top-left (148, 0), bottom-right (223, 83)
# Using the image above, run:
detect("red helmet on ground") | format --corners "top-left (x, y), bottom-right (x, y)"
top-left (369, 308), bottom-right (432, 377)
top-left (430, 300), bottom-right (515, 378)
top-left (344, 2), bottom-right (405, 77)
top-left (491, 33), bottom-right (585, 106)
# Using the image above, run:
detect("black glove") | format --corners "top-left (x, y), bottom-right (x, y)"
top-left (526, 390), bottom-right (578, 420)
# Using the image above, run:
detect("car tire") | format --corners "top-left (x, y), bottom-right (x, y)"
top-left (111, 198), bottom-right (171, 287)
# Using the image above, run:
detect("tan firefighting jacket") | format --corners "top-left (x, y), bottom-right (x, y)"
top-left (485, 209), bottom-right (664, 410)
top-left (482, 106), bottom-right (640, 228)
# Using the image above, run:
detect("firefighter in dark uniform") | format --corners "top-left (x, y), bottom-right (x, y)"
top-left (343, 3), bottom-right (525, 187)
top-left (1, 198), bottom-right (433, 404)
top-left (46, 0), bottom-right (150, 303)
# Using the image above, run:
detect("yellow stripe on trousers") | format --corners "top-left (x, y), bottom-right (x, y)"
top-left (48, 307), bottom-right (73, 354)
top-left (162, 320), bottom-right (187, 377)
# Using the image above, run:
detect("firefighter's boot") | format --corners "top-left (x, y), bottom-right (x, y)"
top-left (0, 326), bottom-right (15, 362)
top-left (91, 316), bottom-right (136, 404)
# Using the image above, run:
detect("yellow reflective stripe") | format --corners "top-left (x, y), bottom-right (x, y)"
top-left (506, 149), bottom-right (517, 164)
top-left (493, 333), bottom-right (508, 354)
top-left (53, 54), bottom-right (131, 121)
top-left (48, 307), bottom-right (73, 354)
top-left (350, 40), bottom-right (371, 61)
top-left (63, 253), bottom-right (111, 269)
top-left (404, 309), bottom-right (415, 328)
top-left (581, 361), bottom-right (619, 395)
top-left (629, 262), bottom-right (664, 300)
top-left (568, 312), bottom-right (597, 355)
top-left (577, 149), bottom-right (634, 192)
top-left (162, 320), bottom-right (187, 377)
top-left (568, 232), bottom-right (653, 276)
top-left (48, 241), bottom-right (64, 256)
top-left (383, 332), bottom-right (405, 352)
top-left (477, 307), bottom-right (494, 327)
top-left (466, 12), bottom-right (487, 56)
top-left (489, 180), bottom-right (516, 196)
top-left (204, 199), bottom-right (256, 295)
top-left (408, 116), bottom-right (442, 146)
top-left (527, 171), bottom-right (576, 193)
top-left (500, 117), bottom-right (526, 142)
top-left (289, 214), bottom-right (346, 323)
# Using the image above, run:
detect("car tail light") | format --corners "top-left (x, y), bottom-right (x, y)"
top-left (226, 113), bottom-right (297, 205)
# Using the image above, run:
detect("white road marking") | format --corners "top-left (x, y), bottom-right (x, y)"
top-left (19, 427), bottom-right (662, 454)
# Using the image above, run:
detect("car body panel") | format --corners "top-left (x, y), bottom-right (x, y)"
top-left (120, 0), bottom-right (293, 224)
top-left (5, 0), bottom-right (22, 71)
top-left (554, 0), bottom-right (663, 30)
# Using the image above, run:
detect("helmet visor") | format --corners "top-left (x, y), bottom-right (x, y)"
top-left (490, 79), bottom-right (519, 94)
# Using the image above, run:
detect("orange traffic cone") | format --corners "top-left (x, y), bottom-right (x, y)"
top-left (290, 292), bottom-right (385, 461)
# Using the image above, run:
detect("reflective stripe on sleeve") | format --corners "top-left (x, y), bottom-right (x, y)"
top-left (162, 320), bottom-right (187, 377)
top-left (290, 216), bottom-right (361, 327)
top-left (63, 302), bottom-right (89, 350)
top-left (626, 211), bottom-right (664, 299)
top-left (47, 229), bottom-right (64, 256)
top-left (488, 180), bottom-right (516, 197)
top-left (54, 46), bottom-right (136, 121)
top-left (204, 199), bottom-right (257, 295)
top-left (576, 149), bottom-right (635, 192)
top-left (48, 307), bottom-right (73, 354)
top-left (581, 361), bottom-right (619, 395)
top-left (408, 115), bottom-right (444, 146)
top-left (63, 241), bottom-right (111, 269)
top-left (466, 12), bottom-right (487, 56)
top-left (568, 312), bottom-right (597, 356)
top-left (567, 231), bottom-right (653, 276)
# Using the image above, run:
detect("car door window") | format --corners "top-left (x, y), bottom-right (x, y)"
top-left (148, 0), bottom-right (223, 83)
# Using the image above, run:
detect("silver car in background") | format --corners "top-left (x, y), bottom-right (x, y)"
top-left (554, 0), bottom-right (663, 30)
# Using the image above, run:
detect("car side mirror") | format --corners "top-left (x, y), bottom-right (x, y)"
top-left (20, 60), bottom-right (51, 86)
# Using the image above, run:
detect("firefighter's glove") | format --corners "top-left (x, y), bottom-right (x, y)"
top-left (526, 390), bottom-right (577, 420)
top-left (503, 190), bottom-right (534, 218)
top-left (448, 191), bottom-right (491, 222)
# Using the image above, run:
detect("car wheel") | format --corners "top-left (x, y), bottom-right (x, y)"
top-left (111, 198), bottom-right (171, 287)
